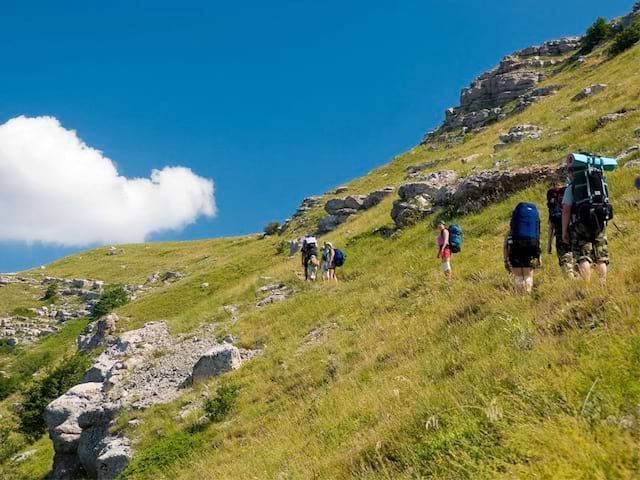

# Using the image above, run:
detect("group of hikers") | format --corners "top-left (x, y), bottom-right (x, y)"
top-left (436, 152), bottom-right (616, 293)
top-left (300, 237), bottom-right (345, 282)
top-left (301, 152), bottom-right (618, 295)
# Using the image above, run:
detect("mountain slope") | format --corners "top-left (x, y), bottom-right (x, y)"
top-left (2, 9), bottom-right (640, 480)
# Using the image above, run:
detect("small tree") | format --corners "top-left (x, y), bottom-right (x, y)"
top-left (263, 222), bottom-right (281, 236)
top-left (18, 354), bottom-right (90, 439)
top-left (91, 285), bottom-right (129, 319)
top-left (581, 17), bottom-right (612, 54)
top-left (611, 17), bottom-right (640, 56)
top-left (43, 282), bottom-right (59, 303)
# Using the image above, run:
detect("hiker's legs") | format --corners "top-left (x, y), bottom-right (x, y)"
top-left (523, 268), bottom-right (534, 293)
top-left (512, 268), bottom-right (525, 294)
top-left (442, 260), bottom-right (451, 280)
top-left (329, 268), bottom-right (337, 283)
top-left (596, 262), bottom-right (607, 286)
top-left (303, 258), bottom-right (309, 281)
top-left (557, 238), bottom-right (576, 279)
top-left (577, 260), bottom-right (592, 281)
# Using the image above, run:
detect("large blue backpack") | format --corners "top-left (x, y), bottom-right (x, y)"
top-left (333, 249), bottom-right (346, 267)
top-left (448, 224), bottom-right (463, 253)
top-left (511, 203), bottom-right (540, 254)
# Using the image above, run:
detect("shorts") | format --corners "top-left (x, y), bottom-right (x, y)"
top-left (440, 247), bottom-right (451, 260)
top-left (571, 223), bottom-right (609, 265)
top-left (555, 236), bottom-right (575, 275)
top-left (509, 245), bottom-right (537, 269)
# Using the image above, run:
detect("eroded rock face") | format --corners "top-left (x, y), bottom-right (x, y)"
top-left (451, 165), bottom-right (563, 213)
top-left (77, 314), bottom-right (118, 353)
top-left (495, 125), bottom-right (543, 149)
top-left (391, 165), bottom-right (564, 227)
top-left (46, 321), bottom-right (260, 478)
top-left (598, 111), bottom-right (627, 128)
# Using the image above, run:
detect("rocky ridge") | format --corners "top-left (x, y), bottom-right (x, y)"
top-left (423, 37), bottom-right (581, 142)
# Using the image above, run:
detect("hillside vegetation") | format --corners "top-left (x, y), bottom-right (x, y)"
top-left (2, 17), bottom-right (640, 480)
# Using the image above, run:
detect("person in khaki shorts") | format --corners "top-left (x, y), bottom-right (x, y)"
top-left (561, 158), bottom-right (609, 285)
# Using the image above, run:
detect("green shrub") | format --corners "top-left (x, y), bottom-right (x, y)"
top-left (122, 431), bottom-right (204, 477)
top-left (43, 283), bottom-right (59, 303)
top-left (611, 18), bottom-right (640, 56)
top-left (91, 284), bottom-right (129, 319)
top-left (18, 354), bottom-right (90, 439)
top-left (263, 222), bottom-right (281, 236)
top-left (275, 240), bottom-right (289, 256)
top-left (11, 307), bottom-right (36, 318)
top-left (203, 383), bottom-right (240, 422)
top-left (581, 17), bottom-right (612, 54)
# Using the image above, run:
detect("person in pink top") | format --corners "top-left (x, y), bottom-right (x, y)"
top-left (436, 220), bottom-right (452, 280)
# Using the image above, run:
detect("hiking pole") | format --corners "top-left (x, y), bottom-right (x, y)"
top-left (611, 221), bottom-right (624, 235)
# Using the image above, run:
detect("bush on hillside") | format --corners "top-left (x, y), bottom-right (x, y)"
top-left (18, 354), bottom-right (90, 439)
top-left (580, 17), bottom-right (612, 54)
top-left (91, 284), bottom-right (129, 319)
top-left (263, 222), bottom-right (281, 236)
top-left (203, 383), bottom-right (239, 422)
top-left (43, 282), bottom-right (59, 303)
top-left (610, 17), bottom-right (640, 56)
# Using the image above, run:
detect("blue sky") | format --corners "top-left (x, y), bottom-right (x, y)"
top-left (0, 0), bottom-right (632, 272)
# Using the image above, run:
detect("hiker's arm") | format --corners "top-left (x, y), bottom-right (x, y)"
top-left (443, 229), bottom-right (450, 248)
top-left (503, 238), bottom-right (511, 272)
top-left (547, 222), bottom-right (554, 254)
top-left (562, 205), bottom-right (572, 244)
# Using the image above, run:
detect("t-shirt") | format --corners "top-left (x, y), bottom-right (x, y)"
top-left (562, 184), bottom-right (574, 206)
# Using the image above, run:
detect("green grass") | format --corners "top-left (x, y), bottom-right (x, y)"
top-left (1, 38), bottom-right (640, 480)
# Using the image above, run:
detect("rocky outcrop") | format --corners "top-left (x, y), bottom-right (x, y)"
top-left (46, 321), bottom-right (260, 478)
top-left (391, 171), bottom-right (459, 228)
top-left (423, 37), bottom-right (580, 141)
top-left (573, 84), bottom-right (607, 101)
top-left (318, 188), bottom-right (395, 234)
top-left (450, 165), bottom-right (563, 214)
top-left (391, 165), bottom-right (563, 227)
top-left (76, 314), bottom-right (118, 353)
top-left (405, 159), bottom-right (447, 179)
top-left (293, 196), bottom-right (323, 218)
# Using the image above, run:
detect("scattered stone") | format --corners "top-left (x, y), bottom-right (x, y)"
top-left (598, 111), bottom-right (627, 128)
top-left (107, 246), bottom-right (125, 256)
top-left (163, 271), bottom-right (184, 283)
top-left (405, 159), bottom-right (447, 178)
top-left (617, 145), bottom-right (640, 160)
top-left (200, 282), bottom-right (209, 290)
top-left (334, 186), bottom-right (349, 194)
top-left (293, 196), bottom-right (323, 217)
top-left (573, 84), bottom-right (607, 101)
top-left (635, 127), bottom-right (640, 138)
top-left (624, 160), bottom-right (640, 169)
top-left (461, 154), bottom-right (480, 164)
top-left (223, 305), bottom-right (240, 323)
top-left (499, 124), bottom-right (543, 144)
top-left (257, 283), bottom-right (291, 307)
top-left (144, 272), bottom-right (161, 286)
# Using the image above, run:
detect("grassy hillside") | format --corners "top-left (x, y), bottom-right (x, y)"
top-left (2, 32), bottom-right (640, 480)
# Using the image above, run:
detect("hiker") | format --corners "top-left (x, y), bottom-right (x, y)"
top-left (546, 184), bottom-right (575, 278)
top-left (562, 153), bottom-right (616, 286)
top-left (320, 242), bottom-right (331, 280)
top-left (301, 236), bottom-right (319, 281)
top-left (324, 241), bottom-right (338, 282)
top-left (436, 220), bottom-right (452, 280)
top-left (504, 203), bottom-right (542, 294)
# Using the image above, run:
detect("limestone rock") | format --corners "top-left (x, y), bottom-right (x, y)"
top-left (391, 198), bottom-right (434, 229)
top-left (624, 160), bottom-right (640, 169)
top-left (189, 345), bottom-right (243, 384)
top-left (461, 154), bottom-right (480, 164)
top-left (398, 171), bottom-right (458, 201)
top-left (598, 112), bottom-right (627, 128)
top-left (451, 165), bottom-right (563, 214)
top-left (96, 437), bottom-right (134, 480)
top-left (77, 314), bottom-right (118, 353)
top-left (498, 124), bottom-right (543, 145)
top-left (362, 187), bottom-right (395, 209)
top-left (573, 84), bottom-right (607, 101)
top-left (343, 195), bottom-right (367, 210)
top-left (324, 198), bottom-right (348, 215)
top-left (617, 145), bottom-right (640, 160)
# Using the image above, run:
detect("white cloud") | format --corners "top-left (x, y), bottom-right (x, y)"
top-left (0, 116), bottom-right (216, 246)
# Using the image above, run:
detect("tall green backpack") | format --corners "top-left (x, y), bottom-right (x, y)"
top-left (569, 153), bottom-right (616, 236)
top-left (448, 224), bottom-right (463, 253)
